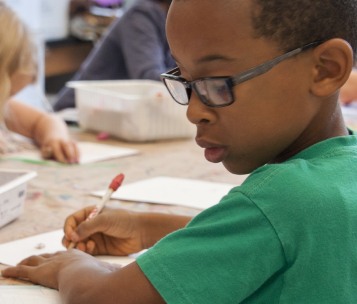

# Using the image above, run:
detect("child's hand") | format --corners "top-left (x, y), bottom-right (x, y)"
top-left (62, 206), bottom-right (145, 256)
top-left (40, 138), bottom-right (79, 164)
top-left (1, 250), bottom-right (116, 290)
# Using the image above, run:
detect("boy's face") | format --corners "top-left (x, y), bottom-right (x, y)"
top-left (166, 0), bottom-right (323, 174)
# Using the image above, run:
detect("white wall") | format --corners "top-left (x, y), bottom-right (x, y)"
top-left (3, 0), bottom-right (71, 111)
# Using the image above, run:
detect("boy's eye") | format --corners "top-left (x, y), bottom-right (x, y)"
top-left (196, 80), bottom-right (230, 102)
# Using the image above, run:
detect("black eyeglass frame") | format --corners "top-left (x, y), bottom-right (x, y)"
top-left (161, 40), bottom-right (323, 108)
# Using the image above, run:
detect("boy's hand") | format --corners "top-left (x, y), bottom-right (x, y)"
top-left (1, 250), bottom-right (118, 290)
top-left (63, 207), bottom-right (145, 256)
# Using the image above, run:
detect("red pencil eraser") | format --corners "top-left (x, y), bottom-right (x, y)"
top-left (109, 173), bottom-right (125, 191)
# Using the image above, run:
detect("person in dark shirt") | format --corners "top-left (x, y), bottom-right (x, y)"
top-left (53, 0), bottom-right (174, 111)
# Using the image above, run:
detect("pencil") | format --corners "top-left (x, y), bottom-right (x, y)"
top-left (67, 173), bottom-right (125, 249)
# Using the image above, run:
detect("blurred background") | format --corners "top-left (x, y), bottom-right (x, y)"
top-left (4, 0), bottom-right (136, 110)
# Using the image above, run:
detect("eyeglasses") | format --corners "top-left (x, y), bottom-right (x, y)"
top-left (161, 41), bottom-right (323, 108)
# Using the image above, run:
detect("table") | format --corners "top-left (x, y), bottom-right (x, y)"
top-left (0, 127), bottom-right (245, 245)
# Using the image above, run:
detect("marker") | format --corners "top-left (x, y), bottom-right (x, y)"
top-left (68, 173), bottom-right (125, 249)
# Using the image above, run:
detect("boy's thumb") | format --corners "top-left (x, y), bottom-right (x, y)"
top-left (72, 217), bottom-right (102, 242)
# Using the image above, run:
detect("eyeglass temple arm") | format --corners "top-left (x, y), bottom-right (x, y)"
top-left (232, 41), bottom-right (322, 85)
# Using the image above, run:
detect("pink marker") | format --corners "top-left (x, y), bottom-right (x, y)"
top-left (68, 173), bottom-right (125, 249)
top-left (87, 173), bottom-right (125, 220)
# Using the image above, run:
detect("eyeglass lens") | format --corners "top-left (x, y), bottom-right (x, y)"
top-left (164, 78), bottom-right (234, 107)
top-left (164, 79), bottom-right (190, 105)
top-left (194, 79), bottom-right (233, 106)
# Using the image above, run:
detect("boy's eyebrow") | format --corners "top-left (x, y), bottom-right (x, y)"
top-left (170, 53), bottom-right (236, 66)
top-left (196, 54), bottom-right (236, 64)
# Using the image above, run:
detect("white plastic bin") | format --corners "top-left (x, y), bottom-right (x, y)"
top-left (0, 170), bottom-right (37, 228)
top-left (69, 80), bottom-right (195, 142)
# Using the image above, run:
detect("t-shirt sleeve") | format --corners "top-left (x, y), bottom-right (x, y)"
top-left (136, 191), bottom-right (286, 304)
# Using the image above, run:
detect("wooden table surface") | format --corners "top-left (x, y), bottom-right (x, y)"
top-left (0, 127), bottom-right (245, 245)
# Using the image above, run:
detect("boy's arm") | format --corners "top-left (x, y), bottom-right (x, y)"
top-left (2, 250), bottom-right (166, 304)
top-left (3, 210), bottom-right (192, 303)
top-left (60, 258), bottom-right (167, 304)
top-left (139, 212), bottom-right (192, 248)
top-left (63, 207), bottom-right (192, 255)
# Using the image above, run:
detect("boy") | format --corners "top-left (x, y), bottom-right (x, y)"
top-left (3, 0), bottom-right (357, 303)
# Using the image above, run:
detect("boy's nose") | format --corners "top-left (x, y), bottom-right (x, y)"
top-left (186, 92), bottom-right (215, 125)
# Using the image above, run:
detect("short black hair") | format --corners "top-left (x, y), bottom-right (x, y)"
top-left (251, 0), bottom-right (357, 60)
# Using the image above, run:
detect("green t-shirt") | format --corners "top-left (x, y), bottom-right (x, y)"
top-left (137, 134), bottom-right (357, 303)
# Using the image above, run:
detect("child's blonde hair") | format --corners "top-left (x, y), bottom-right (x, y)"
top-left (0, 2), bottom-right (37, 114)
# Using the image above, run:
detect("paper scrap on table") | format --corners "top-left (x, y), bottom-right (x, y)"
top-left (3, 141), bottom-right (139, 164)
top-left (92, 176), bottom-right (240, 210)
top-left (0, 230), bottom-right (139, 267)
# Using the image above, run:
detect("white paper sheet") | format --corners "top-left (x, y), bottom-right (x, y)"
top-left (0, 286), bottom-right (61, 303)
top-left (4, 141), bottom-right (138, 164)
top-left (92, 176), bottom-right (239, 210)
top-left (0, 230), bottom-right (136, 304)
top-left (0, 230), bottom-right (65, 265)
top-left (0, 230), bottom-right (136, 266)
top-left (0, 230), bottom-right (140, 303)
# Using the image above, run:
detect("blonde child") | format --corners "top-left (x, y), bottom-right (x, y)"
top-left (0, 2), bottom-right (79, 163)
top-left (3, 0), bottom-right (357, 303)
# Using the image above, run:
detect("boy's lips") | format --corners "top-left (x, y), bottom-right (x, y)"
top-left (204, 147), bottom-right (226, 163)
top-left (196, 139), bottom-right (226, 163)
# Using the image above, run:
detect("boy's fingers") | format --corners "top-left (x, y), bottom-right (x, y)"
top-left (2, 265), bottom-right (31, 280)
top-left (64, 207), bottom-right (93, 237)
top-left (75, 218), bottom-right (100, 239)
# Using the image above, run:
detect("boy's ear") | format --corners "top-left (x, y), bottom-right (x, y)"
top-left (310, 38), bottom-right (353, 97)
